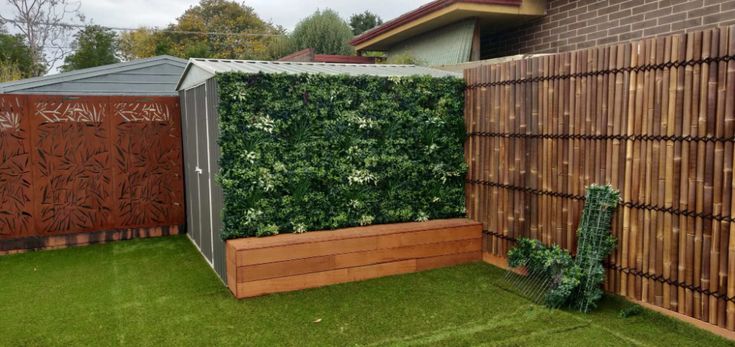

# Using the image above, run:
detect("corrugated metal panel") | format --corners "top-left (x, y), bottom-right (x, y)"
top-left (206, 79), bottom-right (227, 282)
top-left (0, 56), bottom-right (187, 96)
top-left (180, 80), bottom-right (227, 283)
top-left (177, 58), bottom-right (461, 90)
top-left (386, 19), bottom-right (476, 66)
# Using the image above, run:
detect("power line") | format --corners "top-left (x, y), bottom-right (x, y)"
top-left (0, 19), bottom-right (285, 37)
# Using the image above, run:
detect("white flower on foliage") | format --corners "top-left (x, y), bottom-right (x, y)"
top-left (241, 151), bottom-right (257, 164)
top-left (293, 223), bottom-right (307, 234)
top-left (433, 164), bottom-right (461, 184)
top-left (416, 211), bottom-right (429, 222)
top-left (258, 175), bottom-right (275, 192)
top-left (349, 199), bottom-right (363, 209)
top-left (348, 169), bottom-right (377, 185)
top-left (252, 114), bottom-right (275, 133)
top-left (432, 197), bottom-right (440, 203)
top-left (427, 143), bottom-right (439, 153)
top-left (244, 209), bottom-right (263, 223)
top-left (358, 214), bottom-right (374, 226)
top-left (388, 76), bottom-right (405, 84)
top-left (347, 114), bottom-right (375, 129)
top-left (273, 162), bottom-right (287, 173)
top-left (347, 146), bottom-right (360, 156)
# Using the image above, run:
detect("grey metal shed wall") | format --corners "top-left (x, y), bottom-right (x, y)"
top-left (179, 79), bottom-right (226, 283)
top-left (206, 78), bottom-right (226, 281)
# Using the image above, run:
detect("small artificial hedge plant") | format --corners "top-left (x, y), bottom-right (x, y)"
top-left (217, 72), bottom-right (467, 239)
top-left (507, 184), bottom-right (620, 312)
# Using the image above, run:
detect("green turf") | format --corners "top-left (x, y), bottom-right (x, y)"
top-left (0, 235), bottom-right (731, 346)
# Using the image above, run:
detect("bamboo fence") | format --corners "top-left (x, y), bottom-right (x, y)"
top-left (465, 26), bottom-right (735, 330)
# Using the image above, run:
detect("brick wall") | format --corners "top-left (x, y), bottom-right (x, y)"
top-left (481, 0), bottom-right (735, 59)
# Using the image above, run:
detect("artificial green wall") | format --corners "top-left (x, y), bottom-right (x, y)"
top-left (217, 72), bottom-right (466, 239)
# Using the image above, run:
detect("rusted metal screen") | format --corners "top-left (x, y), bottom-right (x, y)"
top-left (0, 94), bottom-right (184, 240)
top-left (465, 26), bottom-right (735, 329)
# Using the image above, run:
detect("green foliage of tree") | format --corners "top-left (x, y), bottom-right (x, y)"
top-left (349, 11), bottom-right (383, 35)
top-left (290, 9), bottom-right (354, 55)
top-left (0, 31), bottom-right (37, 80)
top-left (385, 53), bottom-right (425, 65)
top-left (0, 62), bottom-right (22, 83)
top-left (60, 25), bottom-right (119, 72)
top-left (119, 0), bottom-right (284, 61)
top-left (216, 73), bottom-right (467, 239)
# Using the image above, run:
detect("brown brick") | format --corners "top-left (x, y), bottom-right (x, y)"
top-left (687, 4), bottom-right (722, 18)
top-left (703, 10), bottom-right (735, 25)
top-left (633, 19), bottom-right (658, 30)
top-left (658, 12), bottom-right (687, 25)
top-left (609, 24), bottom-right (632, 35)
top-left (673, 0), bottom-right (705, 13)
top-left (620, 13), bottom-right (645, 26)
top-left (671, 17), bottom-right (702, 30)
top-left (480, 0), bottom-right (733, 59)
top-left (645, 7), bottom-right (674, 20)
top-left (609, 8), bottom-right (632, 20)
top-left (598, 4), bottom-right (621, 15)
top-left (643, 23), bottom-right (672, 36)
top-left (630, 2), bottom-right (658, 14)
top-left (723, 0), bottom-right (735, 11)
top-left (620, 30), bottom-right (644, 41)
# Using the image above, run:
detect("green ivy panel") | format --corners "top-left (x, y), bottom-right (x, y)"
top-left (217, 73), bottom-right (466, 239)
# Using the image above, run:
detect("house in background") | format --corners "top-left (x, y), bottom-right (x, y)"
top-left (350, 0), bottom-right (547, 66)
top-left (279, 48), bottom-right (376, 64)
top-left (353, 0), bottom-right (735, 66)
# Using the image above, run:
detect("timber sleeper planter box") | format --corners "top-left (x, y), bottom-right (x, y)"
top-left (225, 218), bottom-right (482, 298)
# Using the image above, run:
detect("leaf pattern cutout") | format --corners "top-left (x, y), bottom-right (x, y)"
top-left (0, 96), bottom-right (32, 237)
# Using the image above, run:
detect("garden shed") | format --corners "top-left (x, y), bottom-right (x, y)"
top-left (176, 59), bottom-right (464, 284)
top-left (0, 55), bottom-right (187, 96)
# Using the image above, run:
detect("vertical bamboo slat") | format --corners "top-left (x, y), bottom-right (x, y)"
top-left (464, 26), bottom-right (735, 331)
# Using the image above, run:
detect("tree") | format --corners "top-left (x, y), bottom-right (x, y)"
top-left (0, 62), bottom-right (22, 82)
top-left (290, 9), bottom-right (353, 56)
top-left (119, 28), bottom-right (163, 61)
top-left (0, 0), bottom-right (85, 75)
top-left (119, 0), bottom-right (283, 61)
top-left (60, 25), bottom-right (119, 72)
top-left (0, 31), bottom-right (37, 79)
top-left (349, 11), bottom-right (383, 35)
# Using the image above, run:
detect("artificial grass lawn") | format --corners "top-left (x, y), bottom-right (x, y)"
top-left (0, 236), bottom-right (731, 346)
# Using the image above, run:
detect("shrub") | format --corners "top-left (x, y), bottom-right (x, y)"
top-left (217, 72), bottom-right (466, 239)
top-left (506, 185), bottom-right (620, 312)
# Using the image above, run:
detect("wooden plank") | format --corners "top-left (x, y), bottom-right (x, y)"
top-left (416, 251), bottom-right (481, 271)
top-left (237, 239), bottom-right (481, 283)
top-left (226, 241), bottom-right (238, 296)
top-left (228, 219), bottom-right (480, 250)
top-left (236, 260), bottom-right (418, 298)
top-left (236, 225), bottom-right (481, 266)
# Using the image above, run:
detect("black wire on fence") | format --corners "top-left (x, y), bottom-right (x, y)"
top-left (466, 132), bottom-right (735, 143)
top-left (482, 230), bottom-right (735, 303)
top-left (464, 55), bottom-right (735, 90)
top-left (466, 179), bottom-right (735, 223)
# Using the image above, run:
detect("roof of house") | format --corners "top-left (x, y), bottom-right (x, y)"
top-left (278, 48), bottom-right (376, 64)
top-left (350, 0), bottom-right (545, 52)
top-left (0, 55), bottom-right (187, 96)
top-left (176, 58), bottom-right (461, 91)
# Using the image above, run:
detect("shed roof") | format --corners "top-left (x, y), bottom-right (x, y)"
top-left (176, 59), bottom-right (461, 91)
top-left (0, 55), bottom-right (187, 96)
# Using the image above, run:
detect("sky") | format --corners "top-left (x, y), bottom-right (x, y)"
top-left (2, 0), bottom-right (430, 32)
top-left (0, 0), bottom-right (431, 73)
